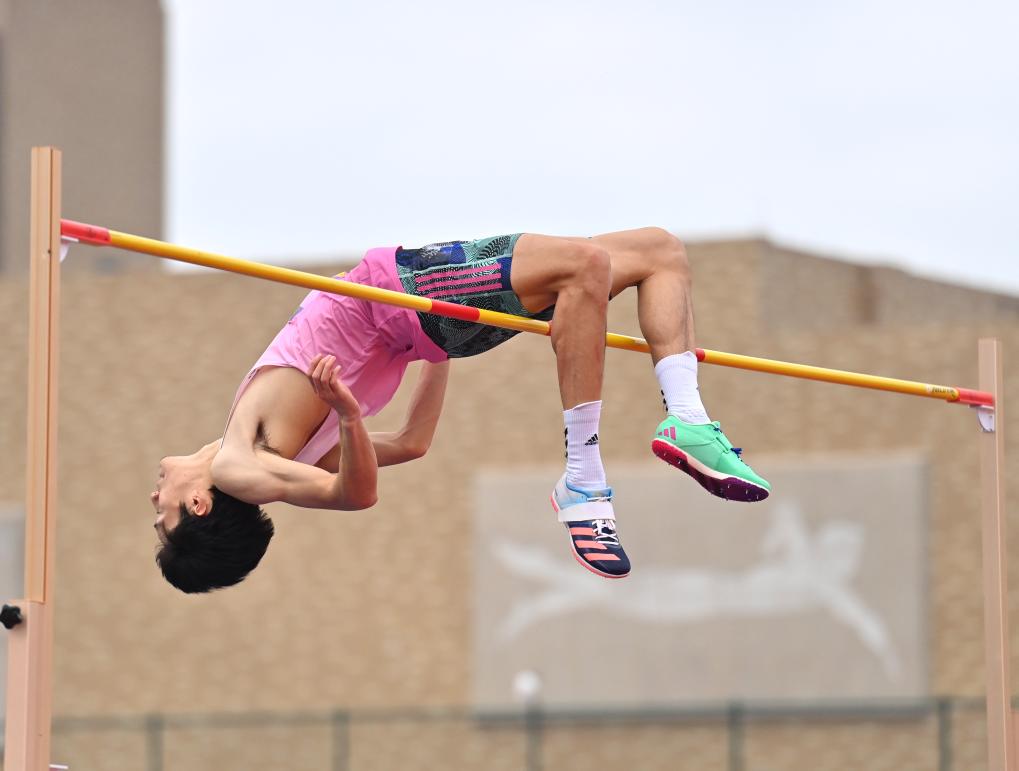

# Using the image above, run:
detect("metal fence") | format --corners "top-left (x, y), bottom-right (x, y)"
top-left (0, 697), bottom-right (1000, 771)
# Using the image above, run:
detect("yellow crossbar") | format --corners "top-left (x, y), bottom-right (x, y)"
top-left (60, 219), bottom-right (994, 408)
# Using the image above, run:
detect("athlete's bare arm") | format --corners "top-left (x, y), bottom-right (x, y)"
top-left (368, 360), bottom-right (449, 465)
top-left (310, 360), bottom-right (449, 472)
top-left (212, 354), bottom-right (379, 510)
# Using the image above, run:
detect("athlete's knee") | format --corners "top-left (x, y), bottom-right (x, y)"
top-left (563, 240), bottom-right (612, 298)
top-left (644, 227), bottom-right (689, 272)
top-left (639, 227), bottom-right (688, 285)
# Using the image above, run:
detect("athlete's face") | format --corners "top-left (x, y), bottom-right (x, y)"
top-left (150, 457), bottom-right (187, 538)
top-left (149, 452), bottom-right (213, 538)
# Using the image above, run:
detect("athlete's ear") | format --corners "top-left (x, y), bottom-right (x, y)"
top-left (190, 490), bottom-right (212, 517)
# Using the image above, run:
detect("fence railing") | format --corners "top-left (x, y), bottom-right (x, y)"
top-left (0, 696), bottom-right (1002, 771)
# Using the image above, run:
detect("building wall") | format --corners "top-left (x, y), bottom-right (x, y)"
top-left (0, 242), bottom-right (1018, 770)
top-left (0, 0), bottom-right (163, 275)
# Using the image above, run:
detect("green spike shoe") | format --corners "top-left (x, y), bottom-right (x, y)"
top-left (652, 415), bottom-right (770, 502)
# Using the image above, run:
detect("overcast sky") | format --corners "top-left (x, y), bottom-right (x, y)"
top-left (164, 0), bottom-right (1018, 293)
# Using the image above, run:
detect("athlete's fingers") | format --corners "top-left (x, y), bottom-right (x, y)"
top-left (309, 355), bottom-right (349, 408)
top-left (319, 356), bottom-right (339, 395)
top-left (322, 356), bottom-right (337, 387)
top-left (328, 367), bottom-right (360, 417)
top-left (319, 354), bottom-right (335, 380)
top-left (324, 364), bottom-right (343, 397)
top-left (307, 353), bottom-right (325, 378)
top-left (329, 366), bottom-right (345, 399)
top-left (309, 356), bottom-right (324, 388)
top-left (310, 355), bottom-right (332, 393)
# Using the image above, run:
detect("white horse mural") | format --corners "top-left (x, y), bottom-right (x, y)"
top-left (492, 501), bottom-right (901, 680)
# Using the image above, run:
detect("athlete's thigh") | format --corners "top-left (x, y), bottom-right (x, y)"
top-left (511, 227), bottom-right (669, 311)
top-left (571, 227), bottom-right (669, 297)
top-left (509, 233), bottom-right (595, 313)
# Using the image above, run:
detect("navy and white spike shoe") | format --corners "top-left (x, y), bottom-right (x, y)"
top-left (550, 474), bottom-right (630, 579)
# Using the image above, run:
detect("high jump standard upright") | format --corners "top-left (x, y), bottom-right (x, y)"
top-left (2, 147), bottom-right (1013, 770)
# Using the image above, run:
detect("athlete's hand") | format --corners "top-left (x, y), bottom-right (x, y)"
top-left (308, 354), bottom-right (361, 421)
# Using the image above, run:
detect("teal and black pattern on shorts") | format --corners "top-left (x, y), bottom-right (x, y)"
top-left (395, 234), bottom-right (555, 358)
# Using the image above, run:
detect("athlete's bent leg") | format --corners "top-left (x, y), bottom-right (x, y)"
top-left (577, 226), bottom-right (694, 362)
top-left (565, 227), bottom-right (770, 502)
top-left (510, 234), bottom-right (630, 579)
top-left (510, 234), bottom-right (611, 409)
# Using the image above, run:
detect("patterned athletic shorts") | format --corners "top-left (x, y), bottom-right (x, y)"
top-left (395, 234), bottom-right (555, 358)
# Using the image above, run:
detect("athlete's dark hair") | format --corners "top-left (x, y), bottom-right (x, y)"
top-left (155, 486), bottom-right (274, 594)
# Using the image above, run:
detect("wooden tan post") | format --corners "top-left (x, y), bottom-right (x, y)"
top-left (979, 338), bottom-right (1014, 771)
top-left (4, 146), bottom-right (62, 770)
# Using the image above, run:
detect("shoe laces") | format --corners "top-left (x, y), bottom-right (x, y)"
top-left (710, 422), bottom-right (743, 459)
top-left (592, 519), bottom-right (620, 548)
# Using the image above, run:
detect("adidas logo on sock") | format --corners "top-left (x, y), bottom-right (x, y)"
top-left (584, 433), bottom-right (600, 446)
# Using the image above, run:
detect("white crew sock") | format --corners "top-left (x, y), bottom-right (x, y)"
top-left (655, 351), bottom-right (711, 424)
top-left (563, 400), bottom-right (608, 490)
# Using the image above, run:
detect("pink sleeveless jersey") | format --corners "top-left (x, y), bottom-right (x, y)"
top-left (225, 247), bottom-right (448, 465)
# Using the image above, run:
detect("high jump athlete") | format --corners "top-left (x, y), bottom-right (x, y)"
top-left (150, 228), bottom-right (769, 593)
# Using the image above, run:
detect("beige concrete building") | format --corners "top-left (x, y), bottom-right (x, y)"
top-left (0, 0), bottom-right (163, 275)
top-left (0, 236), bottom-right (1017, 770)
top-left (2, 3), bottom-right (1019, 768)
